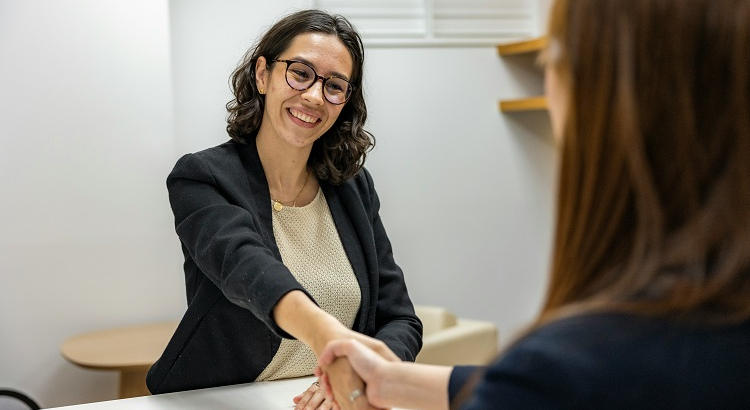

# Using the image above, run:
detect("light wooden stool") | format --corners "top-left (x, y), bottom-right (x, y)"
top-left (60, 322), bottom-right (177, 398)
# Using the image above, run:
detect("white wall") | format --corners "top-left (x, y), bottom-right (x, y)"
top-left (536, 0), bottom-right (553, 33)
top-left (0, 1), bottom-right (181, 407)
top-left (363, 48), bottom-right (556, 339)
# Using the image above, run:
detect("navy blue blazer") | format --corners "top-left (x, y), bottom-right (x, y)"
top-left (450, 313), bottom-right (750, 409)
top-left (147, 140), bottom-right (422, 394)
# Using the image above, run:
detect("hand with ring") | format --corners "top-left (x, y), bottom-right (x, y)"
top-left (318, 357), bottom-right (381, 410)
top-left (348, 387), bottom-right (364, 402)
top-left (293, 379), bottom-right (337, 410)
top-left (317, 339), bottom-right (393, 410)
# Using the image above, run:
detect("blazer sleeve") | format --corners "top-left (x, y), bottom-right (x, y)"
top-left (167, 153), bottom-right (314, 338)
top-left (454, 335), bottom-right (588, 410)
top-left (449, 365), bottom-right (483, 401)
top-left (361, 169), bottom-right (424, 361)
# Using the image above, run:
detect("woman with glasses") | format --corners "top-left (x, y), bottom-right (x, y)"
top-left (146, 10), bottom-right (422, 410)
top-left (317, 0), bottom-right (750, 408)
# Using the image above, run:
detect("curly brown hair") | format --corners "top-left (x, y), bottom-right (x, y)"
top-left (226, 10), bottom-right (374, 185)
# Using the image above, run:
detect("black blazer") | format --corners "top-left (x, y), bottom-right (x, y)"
top-left (147, 140), bottom-right (422, 394)
top-left (449, 313), bottom-right (750, 409)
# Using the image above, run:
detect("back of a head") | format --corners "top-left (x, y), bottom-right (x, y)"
top-left (542, 0), bottom-right (750, 323)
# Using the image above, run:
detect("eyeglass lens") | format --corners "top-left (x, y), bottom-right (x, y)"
top-left (285, 61), bottom-right (350, 104)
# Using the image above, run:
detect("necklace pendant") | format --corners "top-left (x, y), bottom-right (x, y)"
top-left (272, 200), bottom-right (284, 212)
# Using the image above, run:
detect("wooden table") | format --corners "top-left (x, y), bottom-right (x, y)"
top-left (60, 322), bottom-right (178, 398)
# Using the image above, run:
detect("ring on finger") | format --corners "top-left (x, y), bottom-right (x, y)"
top-left (349, 388), bottom-right (364, 402)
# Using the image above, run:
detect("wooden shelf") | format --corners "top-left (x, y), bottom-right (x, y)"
top-left (497, 36), bottom-right (547, 56)
top-left (499, 96), bottom-right (548, 112)
top-left (497, 36), bottom-right (548, 113)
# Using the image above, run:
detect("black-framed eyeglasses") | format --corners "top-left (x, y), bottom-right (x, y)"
top-left (272, 59), bottom-right (353, 105)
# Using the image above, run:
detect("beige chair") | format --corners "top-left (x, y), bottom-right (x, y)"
top-left (414, 305), bottom-right (499, 366)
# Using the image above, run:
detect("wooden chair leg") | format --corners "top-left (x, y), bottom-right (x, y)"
top-left (119, 368), bottom-right (150, 398)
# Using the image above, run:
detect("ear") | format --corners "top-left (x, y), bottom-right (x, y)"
top-left (255, 56), bottom-right (269, 94)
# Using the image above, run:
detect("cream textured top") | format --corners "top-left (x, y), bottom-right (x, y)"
top-left (255, 188), bottom-right (362, 381)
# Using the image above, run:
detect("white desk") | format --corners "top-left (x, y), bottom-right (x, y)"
top-left (49, 376), bottom-right (317, 409)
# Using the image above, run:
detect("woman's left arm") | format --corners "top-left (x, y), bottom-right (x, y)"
top-left (362, 169), bottom-right (423, 361)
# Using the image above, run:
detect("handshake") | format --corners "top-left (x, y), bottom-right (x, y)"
top-left (279, 293), bottom-right (447, 410)
top-left (294, 334), bottom-right (400, 410)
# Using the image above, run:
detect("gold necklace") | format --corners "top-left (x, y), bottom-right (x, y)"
top-left (271, 169), bottom-right (310, 212)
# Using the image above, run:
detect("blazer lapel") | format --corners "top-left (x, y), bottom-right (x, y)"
top-left (322, 182), bottom-right (371, 334)
top-left (234, 140), bottom-right (281, 260)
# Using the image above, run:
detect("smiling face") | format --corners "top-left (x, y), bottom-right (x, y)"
top-left (255, 32), bottom-right (354, 149)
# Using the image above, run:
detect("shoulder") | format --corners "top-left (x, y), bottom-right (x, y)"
top-left (331, 166), bottom-right (378, 212)
top-left (461, 314), bottom-right (655, 409)
top-left (194, 140), bottom-right (241, 159)
top-left (340, 166), bottom-right (374, 194)
top-left (507, 312), bottom-right (744, 366)
top-left (511, 312), bottom-right (654, 352)
top-left (174, 140), bottom-right (243, 169)
top-left (494, 313), bottom-right (661, 380)
top-left (169, 140), bottom-right (246, 180)
top-left (473, 313), bottom-right (750, 409)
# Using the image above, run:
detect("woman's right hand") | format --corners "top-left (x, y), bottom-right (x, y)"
top-left (309, 325), bottom-right (396, 410)
top-left (324, 357), bottom-right (382, 410)
top-left (317, 339), bottom-right (392, 409)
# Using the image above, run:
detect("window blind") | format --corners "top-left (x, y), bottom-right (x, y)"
top-left (313, 0), bottom-right (535, 46)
